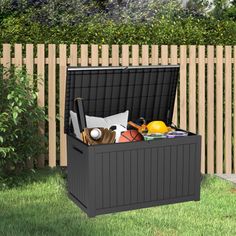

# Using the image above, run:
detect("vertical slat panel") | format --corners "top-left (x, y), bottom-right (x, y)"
top-left (48, 44), bottom-right (56, 167)
top-left (59, 44), bottom-right (67, 166)
top-left (161, 45), bottom-right (168, 65)
top-left (112, 45), bottom-right (119, 66)
top-left (101, 45), bottom-right (109, 66)
top-left (144, 149), bottom-right (151, 202)
top-left (225, 46), bottom-right (232, 174)
top-left (137, 149), bottom-right (145, 202)
top-left (124, 151), bottom-right (131, 205)
top-left (170, 145), bottom-right (177, 198)
top-left (26, 44), bottom-right (34, 76)
top-left (132, 45), bottom-right (139, 66)
top-left (117, 152), bottom-right (124, 206)
top-left (157, 148), bottom-right (164, 200)
top-left (189, 45), bottom-right (196, 133)
top-left (2, 44), bottom-right (11, 71)
top-left (96, 154), bottom-right (103, 209)
top-left (180, 45), bottom-right (187, 130)
top-left (70, 44), bottom-right (77, 66)
top-left (170, 45), bottom-right (178, 125)
top-left (14, 44), bottom-right (22, 68)
top-left (142, 45), bottom-right (149, 66)
top-left (151, 45), bottom-right (158, 65)
top-left (234, 46), bottom-right (236, 174)
top-left (176, 145), bottom-right (183, 197)
top-left (110, 152), bottom-right (117, 207)
top-left (91, 45), bottom-right (99, 66)
top-left (164, 147), bottom-right (171, 199)
top-left (122, 45), bottom-right (129, 66)
top-left (102, 153), bottom-right (110, 208)
top-left (25, 44), bottom-right (34, 169)
top-left (37, 44), bottom-right (45, 168)
top-left (216, 46), bottom-right (223, 174)
top-left (198, 45), bottom-right (206, 173)
top-left (80, 44), bottom-right (88, 66)
top-left (151, 148), bottom-right (158, 200)
top-left (131, 150), bottom-right (138, 203)
top-left (207, 46), bottom-right (215, 174)
top-left (182, 145), bottom-right (190, 196)
top-left (189, 144), bottom-right (196, 195)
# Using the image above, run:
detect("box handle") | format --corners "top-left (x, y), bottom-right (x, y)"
top-left (73, 146), bottom-right (84, 154)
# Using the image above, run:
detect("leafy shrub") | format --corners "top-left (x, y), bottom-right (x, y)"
top-left (0, 68), bottom-right (46, 172)
top-left (0, 0), bottom-right (235, 45)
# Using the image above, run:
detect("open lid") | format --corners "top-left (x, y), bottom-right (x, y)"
top-left (65, 66), bottom-right (179, 134)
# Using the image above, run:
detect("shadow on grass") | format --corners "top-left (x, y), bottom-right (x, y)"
top-left (0, 167), bottom-right (66, 191)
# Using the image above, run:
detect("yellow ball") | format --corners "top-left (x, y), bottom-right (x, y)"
top-left (147, 121), bottom-right (168, 134)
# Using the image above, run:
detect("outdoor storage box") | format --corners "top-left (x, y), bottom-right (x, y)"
top-left (65, 66), bottom-right (201, 217)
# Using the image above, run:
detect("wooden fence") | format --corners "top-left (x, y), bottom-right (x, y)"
top-left (0, 44), bottom-right (236, 174)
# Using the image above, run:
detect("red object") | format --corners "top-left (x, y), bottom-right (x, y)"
top-left (118, 130), bottom-right (143, 143)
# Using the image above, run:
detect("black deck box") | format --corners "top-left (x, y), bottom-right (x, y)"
top-left (65, 66), bottom-right (201, 217)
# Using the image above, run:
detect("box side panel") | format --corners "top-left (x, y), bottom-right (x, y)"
top-left (67, 135), bottom-right (88, 207)
top-left (94, 138), bottom-right (200, 212)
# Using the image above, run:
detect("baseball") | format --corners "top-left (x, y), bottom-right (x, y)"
top-left (90, 128), bottom-right (102, 140)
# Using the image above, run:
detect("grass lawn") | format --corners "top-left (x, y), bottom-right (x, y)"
top-left (0, 169), bottom-right (236, 236)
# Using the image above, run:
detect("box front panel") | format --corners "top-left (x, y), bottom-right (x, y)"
top-left (94, 141), bottom-right (200, 211)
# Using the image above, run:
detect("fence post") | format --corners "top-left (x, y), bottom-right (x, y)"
top-left (36, 44), bottom-right (45, 168)
top-left (59, 44), bottom-right (67, 166)
top-left (225, 46), bottom-right (232, 174)
top-left (198, 45), bottom-right (206, 174)
top-left (216, 46), bottom-right (223, 174)
top-left (170, 45), bottom-right (178, 126)
top-left (207, 45), bottom-right (214, 174)
top-left (48, 44), bottom-right (57, 167)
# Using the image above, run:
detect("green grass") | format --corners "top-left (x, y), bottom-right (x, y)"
top-left (0, 169), bottom-right (236, 236)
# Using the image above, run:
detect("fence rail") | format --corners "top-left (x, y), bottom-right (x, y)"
top-left (1, 44), bottom-right (236, 174)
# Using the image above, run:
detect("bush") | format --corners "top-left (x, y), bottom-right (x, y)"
top-left (0, 68), bottom-right (46, 173)
top-left (0, 0), bottom-right (236, 45)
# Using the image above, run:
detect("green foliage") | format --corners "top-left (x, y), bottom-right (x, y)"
top-left (0, 68), bottom-right (46, 170)
top-left (0, 0), bottom-right (235, 45)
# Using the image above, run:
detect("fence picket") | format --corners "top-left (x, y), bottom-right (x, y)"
top-left (112, 45), bottom-right (119, 66)
top-left (225, 46), bottom-right (232, 174)
top-left (142, 45), bottom-right (149, 65)
top-left (151, 45), bottom-right (158, 65)
top-left (198, 45), bottom-right (206, 174)
top-left (26, 44), bottom-right (34, 77)
top-left (81, 45), bottom-right (88, 66)
top-left (14, 44), bottom-right (22, 68)
top-left (122, 45), bottom-right (129, 66)
top-left (216, 46), bottom-right (223, 174)
top-left (91, 45), bottom-right (99, 66)
top-left (207, 46), bottom-right (215, 174)
top-left (189, 45), bottom-right (196, 133)
top-left (132, 45), bottom-right (139, 66)
top-left (102, 45), bottom-right (109, 66)
top-left (2, 44), bottom-right (11, 74)
top-left (48, 44), bottom-right (56, 167)
top-left (170, 45), bottom-right (178, 126)
top-left (161, 45), bottom-right (168, 65)
top-left (59, 44), bottom-right (67, 166)
top-left (180, 45), bottom-right (187, 130)
top-left (70, 44), bottom-right (78, 66)
top-left (25, 44), bottom-right (34, 169)
top-left (37, 44), bottom-right (45, 168)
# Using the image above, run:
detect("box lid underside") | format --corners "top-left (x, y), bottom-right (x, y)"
top-left (64, 66), bottom-right (179, 134)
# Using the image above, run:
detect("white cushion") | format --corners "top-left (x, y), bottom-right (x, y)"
top-left (86, 110), bottom-right (129, 129)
